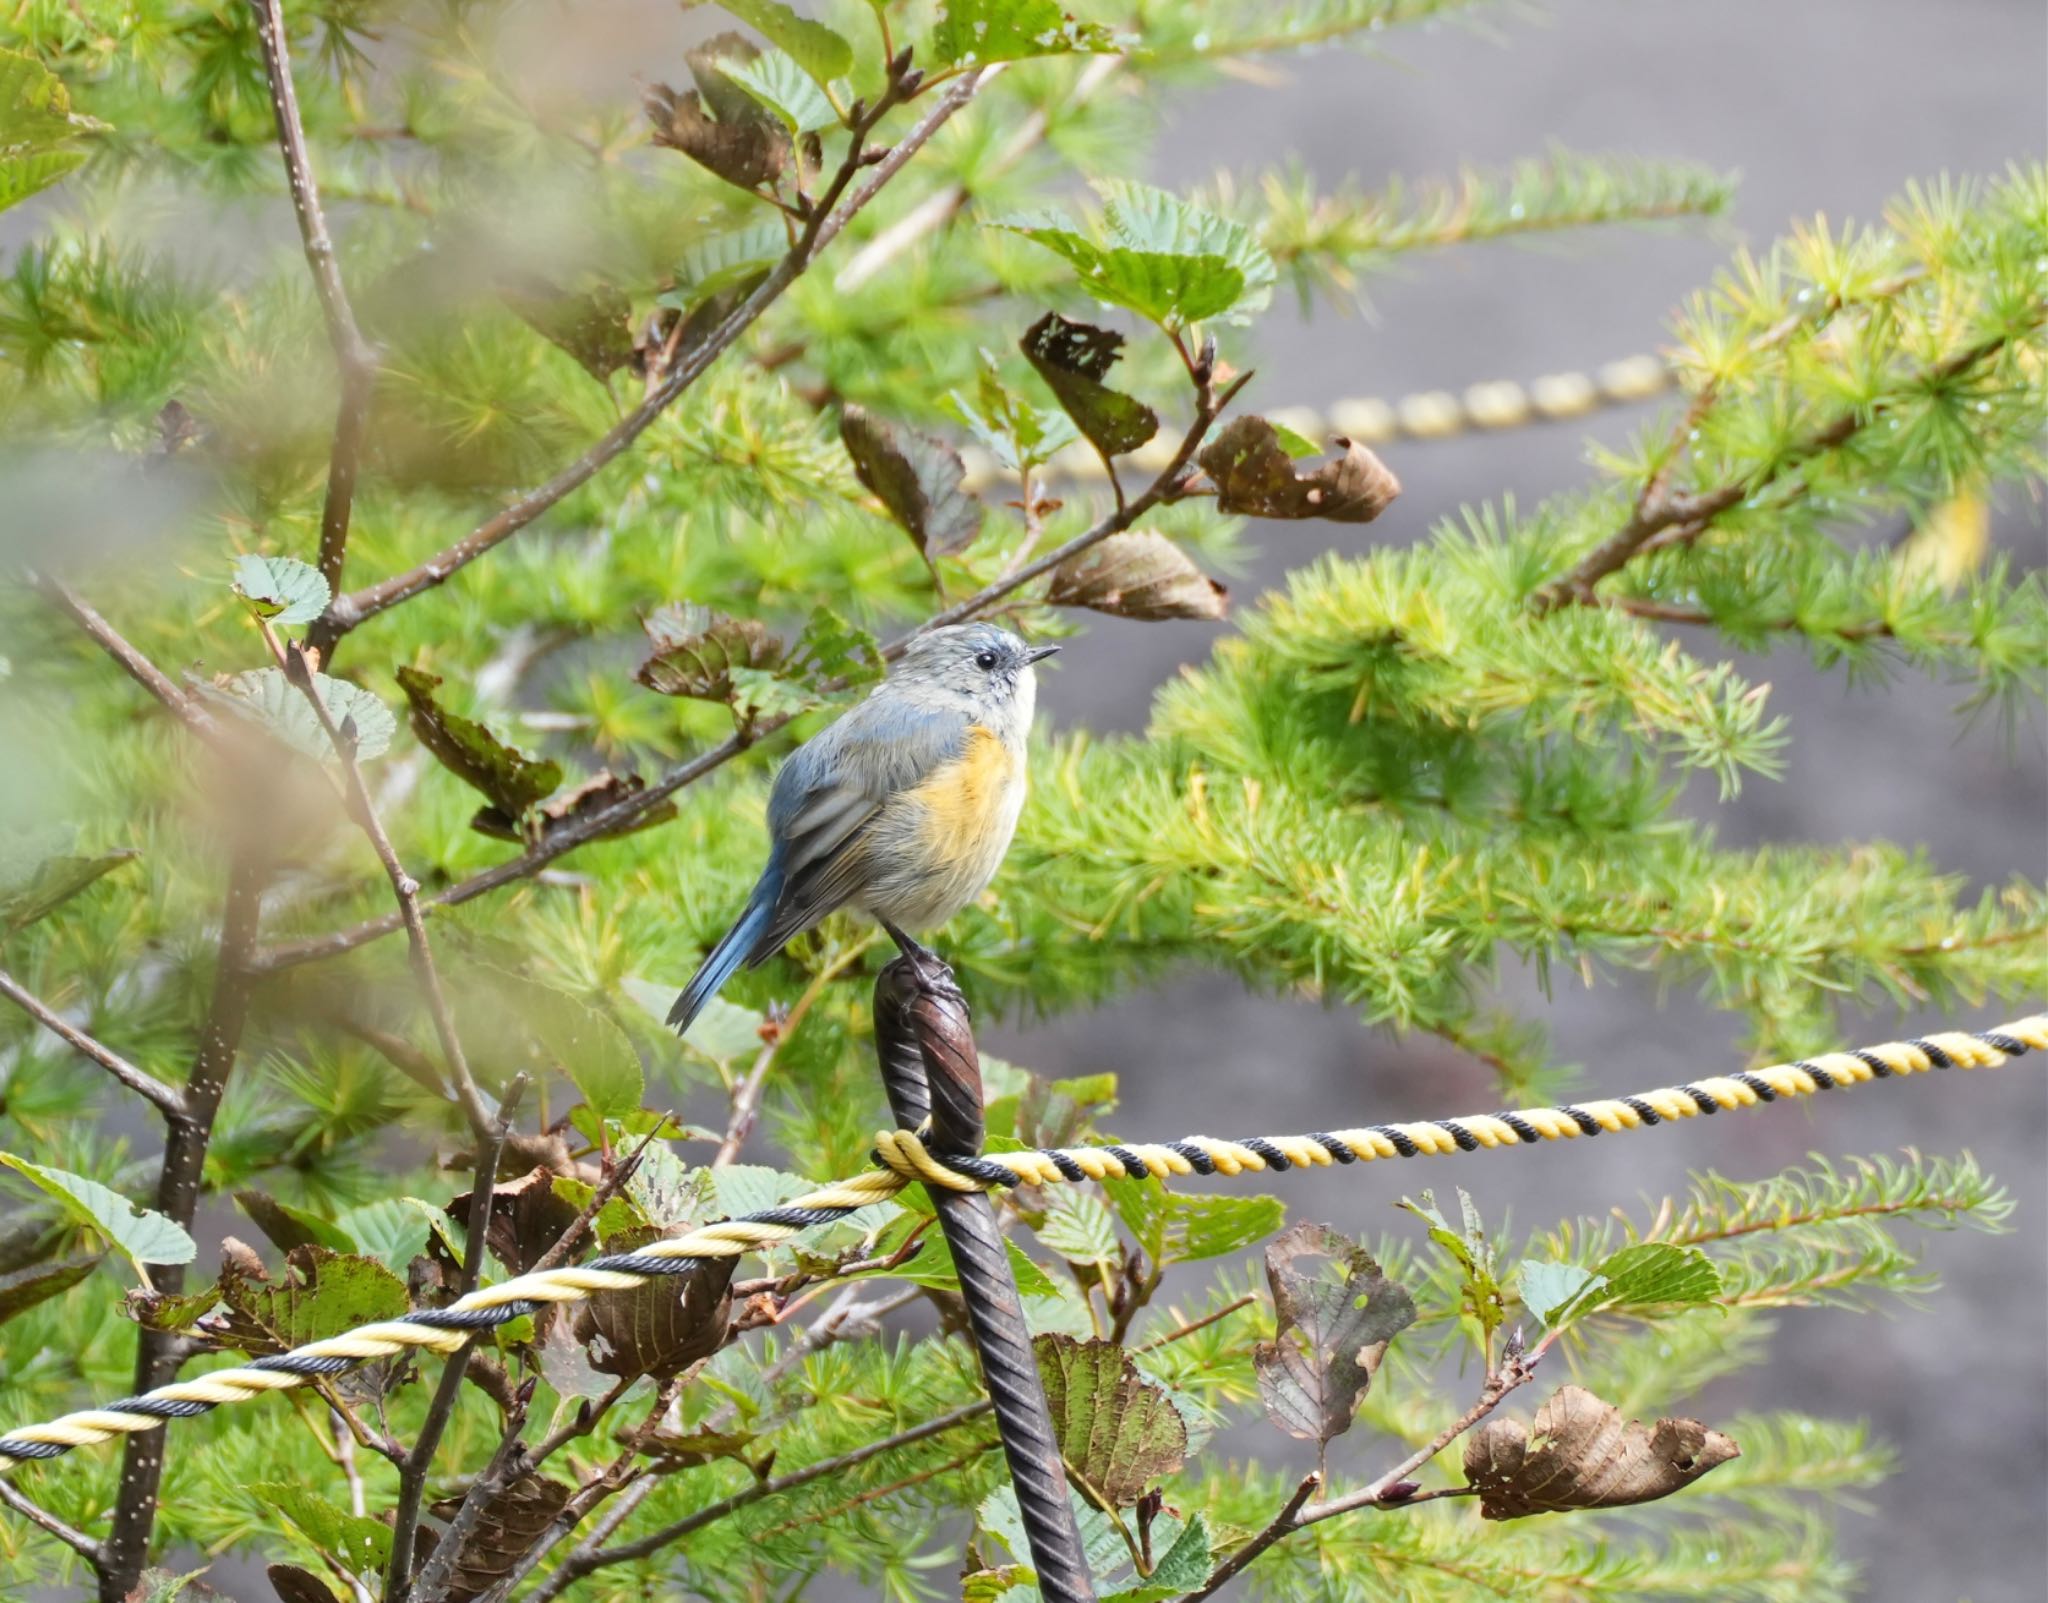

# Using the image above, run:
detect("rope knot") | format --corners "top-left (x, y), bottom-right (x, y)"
top-left (872, 1128), bottom-right (985, 1193)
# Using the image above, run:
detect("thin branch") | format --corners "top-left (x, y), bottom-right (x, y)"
top-left (384, 1076), bottom-right (526, 1602)
top-left (247, 0), bottom-right (378, 594)
top-left (27, 574), bottom-right (209, 731)
top-left (405, 1383), bottom-right (537, 1603)
top-left (314, 67), bottom-right (988, 645)
top-left (0, 968), bottom-right (187, 1118)
top-left (713, 935), bottom-right (875, 1166)
top-left (0, 1480), bottom-right (99, 1568)
top-left (1177, 1470), bottom-right (1320, 1603)
top-left (525, 1119), bottom-right (668, 1277)
top-left (270, 630), bottom-right (495, 1139)
top-left (254, 365), bottom-right (1253, 976)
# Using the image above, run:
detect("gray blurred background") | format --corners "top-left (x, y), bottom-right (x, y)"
top-left (989, 2), bottom-right (2048, 1598)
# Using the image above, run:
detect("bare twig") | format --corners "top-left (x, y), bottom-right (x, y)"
top-left (246, 0), bottom-right (377, 597)
top-left (1176, 1470), bottom-right (1320, 1603)
top-left (0, 1480), bottom-right (99, 1569)
top-left (525, 1119), bottom-right (668, 1277)
top-left (405, 1382), bottom-right (538, 1603)
top-left (315, 68), bottom-right (988, 644)
top-left (26, 574), bottom-right (209, 732)
top-left (0, 968), bottom-right (186, 1118)
top-left (384, 1076), bottom-right (527, 1601)
top-left (713, 935), bottom-right (874, 1166)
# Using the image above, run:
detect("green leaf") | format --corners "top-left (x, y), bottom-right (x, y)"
top-left (250, 1481), bottom-right (392, 1575)
top-left (334, 1198), bottom-right (433, 1271)
top-left (395, 666), bottom-right (564, 826)
top-left (551, 1175), bottom-right (651, 1242)
top-left (712, 1164), bottom-right (808, 1220)
top-left (231, 553), bottom-right (331, 627)
top-left (789, 604), bottom-right (886, 692)
top-left (929, 0), bottom-right (1119, 66)
top-left (947, 352), bottom-right (1081, 473)
top-left (722, 48), bottom-right (837, 135)
top-left (1582, 1241), bottom-right (1723, 1313)
top-left (1400, 1187), bottom-right (1506, 1344)
top-left (875, 1209), bottom-right (1060, 1299)
top-left (1034, 1333), bottom-right (1188, 1505)
top-left (0, 1156), bottom-right (194, 1277)
top-left (1516, 1259), bottom-right (1602, 1325)
top-left (447, 952), bottom-right (645, 1120)
top-left (1036, 1189), bottom-right (1121, 1264)
top-left (235, 1189), bottom-right (357, 1255)
top-left (0, 48), bottom-right (102, 213)
top-left (202, 668), bottom-right (397, 762)
top-left (997, 182), bottom-right (1276, 329)
top-left (672, 992), bottom-right (768, 1066)
top-left (0, 1253), bottom-right (99, 1325)
top-left (1104, 1178), bottom-right (1284, 1266)
top-left (1020, 312), bottom-right (1159, 459)
top-left (841, 404), bottom-right (985, 559)
top-left (1253, 1221), bottom-right (1415, 1447)
top-left (713, 0), bottom-right (854, 83)
top-left (0, 832), bottom-right (137, 937)
top-left (122, 1569), bottom-right (207, 1603)
top-left (665, 221), bottom-right (785, 316)
top-left (216, 1245), bottom-right (410, 1352)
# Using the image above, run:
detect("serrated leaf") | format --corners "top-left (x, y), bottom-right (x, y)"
top-left (636, 604), bottom-right (784, 702)
top-left (841, 405), bottom-right (985, 559)
top-left (235, 1190), bottom-right (357, 1256)
top-left (1400, 1188), bottom-right (1504, 1342)
top-left (396, 666), bottom-right (563, 823)
top-left (1253, 1221), bottom-right (1414, 1447)
top-left (624, 1141), bottom-right (718, 1230)
top-left (1197, 417), bottom-right (1401, 523)
top-left (550, 1174), bottom-right (650, 1242)
top-left (202, 668), bottom-right (397, 762)
top-left (1516, 1259), bottom-right (1602, 1325)
top-left (1104, 1179), bottom-right (1283, 1266)
top-left (334, 1198), bottom-right (433, 1271)
top-left (0, 1156), bottom-right (194, 1277)
top-left (1579, 1241), bottom-right (1722, 1314)
top-left (1046, 531), bottom-right (1228, 620)
top-left (1035, 1333), bottom-right (1188, 1505)
top-left (231, 553), bottom-right (331, 626)
top-left (0, 835), bottom-right (136, 937)
top-left (427, 1473), bottom-right (575, 1600)
top-left (0, 49), bottom-right (102, 214)
top-left (929, 0), bottom-right (1118, 66)
top-left (251, 1481), bottom-right (392, 1574)
top-left (1463, 1384), bottom-right (1740, 1519)
top-left (721, 48), bottom-right (836, 135)
top-left (712, 1164), bottom-right (807, 1221)
top-left (789, 604), bottom-right (886, 691)
top-left (666, 221), bottom-right (785, 316)
top-left (0, 1253), bottom-right (98, 1325)
top-left (979, 1485), bottom-right (1131, 1585)
top-left (215, 1245), bottom-right (409, 1353)
top-left (1020, 312), bottom-right (1159, 458)
top-left (947, 352), bottom-right (1080, 473)
top-left (1036, 1189), bottom-right (1121, 1264)
top-left (712, 0), bottom-right (853, 82)
top-left (1103, 1513), bottom-right (1212, 1600)
top-left (571, 1224), bottom-right (734, 1379)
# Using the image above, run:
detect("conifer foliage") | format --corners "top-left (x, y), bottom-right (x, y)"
top-left (0, 2), bottom-right (2042, 1600)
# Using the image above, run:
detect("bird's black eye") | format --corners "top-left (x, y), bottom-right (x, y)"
top-left (974, 650), bottom-right (999, 671)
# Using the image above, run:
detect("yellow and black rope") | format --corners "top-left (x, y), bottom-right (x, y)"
top-left (0, 1014), bottom-right (2039, 1473)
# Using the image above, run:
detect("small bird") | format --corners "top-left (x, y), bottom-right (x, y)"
top-left (669, 622), bottom-right (1058, 1036)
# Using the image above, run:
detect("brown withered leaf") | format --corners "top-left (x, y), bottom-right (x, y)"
top-left (1034, 1333), bottom-right (1187, 1506)
top-left (636, 603), bottom-right (785, 702)
top-left (1198, 417), bottom-right (1400, 523)
top-left (426, 1473), bottom-right (574, 1602)
top-left (471, 769), bottom-right (677, 844)
top-left (443, 1166), bottom-right (583, 1276)
top-left (1254, 1222), bottom-right (1415, 1449)
top-left (1463, 1384), bottom-right (1740, 1520)
top-left (840, 405), bottom-right (984, 560)
top-left (501, 278), bottom-right (635, 383)
top-left (1020, 312), bottom-right (1158, 458)
top-left (1045, 530), bottom-right (1227, 621)
top-left (266, 1564), bottom-right (340, 1603)
top-left (396, 667), bottom-right (564, 829)
top-left (645, 36), bottom-right (786, 193)
top-left (572, 1225), bottom-right (734, 1380)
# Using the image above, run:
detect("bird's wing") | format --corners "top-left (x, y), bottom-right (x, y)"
top-left (746, 697), bottom-right (973, 961)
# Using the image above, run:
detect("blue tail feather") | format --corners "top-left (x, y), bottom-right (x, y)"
top-left (670, 875), bottom-right (778, 1036)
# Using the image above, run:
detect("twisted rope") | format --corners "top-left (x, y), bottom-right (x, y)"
top-left (1, 1015), bottom-right (2039, 1473)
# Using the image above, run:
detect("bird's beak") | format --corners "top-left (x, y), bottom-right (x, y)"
top-left (1024, 644), bottom-right (1061, 665)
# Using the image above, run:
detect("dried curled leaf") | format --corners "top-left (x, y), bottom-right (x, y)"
top-left (396, 666), bottom-right (563, 827)
top-left (1254, 1222), bottom-right (1415, 1448)
top-left (636, 603), bottom-right (785, 702)
top-left (443, 1167), bottom-right (583, 1276)
top-left (1463, 1384), bottom-right (1740, 1520)
top-left (644, 35), bottom-right (787, 192)
top-left (571, 1225), bottom-right (735, 1380)
top-left (840, 405), bottom-right (984, 559)
top-left (1198, 416), bottom-right (1401, 523)
top-left (470, 770), bottom-right (678, 845)
top-left (266, 1564), bottom-right (340, 1603)
top-left (501, 278), bottom-right (635, 383)
top-left (1034, 1333), bottom-right (1188, 1506)
top-left (1046, 530), bottom-right (1227, 621)
top-left (427, 1472), bottom-right (575, 1601)
top-left (1020, 312), bottom-right (1158, 458)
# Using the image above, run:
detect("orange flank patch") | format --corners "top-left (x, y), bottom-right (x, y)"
top-left (910, 725), bottom-right (1019, 859)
